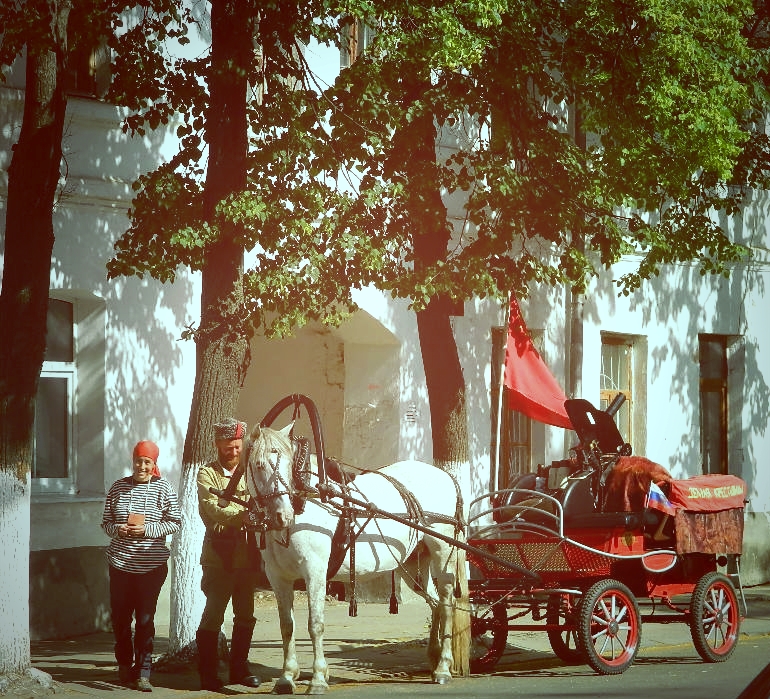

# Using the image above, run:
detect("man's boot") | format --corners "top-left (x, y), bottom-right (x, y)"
top-left (196, 628), bottom-right (224, 691)
top-left (228, 621), bottom-right (260, 688)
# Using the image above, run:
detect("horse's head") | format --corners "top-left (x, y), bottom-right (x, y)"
top-left (242, 423), bottom-right (299, 530)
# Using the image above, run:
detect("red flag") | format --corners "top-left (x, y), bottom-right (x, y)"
top-left (504, 295), bottom-right (573, 429)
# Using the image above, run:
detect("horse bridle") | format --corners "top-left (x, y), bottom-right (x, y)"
top-left (246, 432), bottom-right (312, 517)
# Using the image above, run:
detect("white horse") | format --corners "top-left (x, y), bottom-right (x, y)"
top-left (240, 422), bottom-right (467, 694)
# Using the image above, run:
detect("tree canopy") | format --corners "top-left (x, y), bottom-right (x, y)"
top-left (107, 0), bottom-right (770, 339)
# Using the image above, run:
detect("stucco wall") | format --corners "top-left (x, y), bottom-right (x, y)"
top-left (237, 324), bottom-right (345, 455)
top-left (30, 547), bottom-right (111, 640)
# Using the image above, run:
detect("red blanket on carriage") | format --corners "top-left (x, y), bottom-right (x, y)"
top-left (670, 474), bottom-right (747, 554)
top-left (604, 458), bottom-right (747, 554)
top-left (668, 474), bottom-right (747, 511)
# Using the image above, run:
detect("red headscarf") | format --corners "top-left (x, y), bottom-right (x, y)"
top-left (133, 440), bottom-right (161, 477)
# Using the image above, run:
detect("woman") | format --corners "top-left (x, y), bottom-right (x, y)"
top-left (102, 440), bottom-right (181, 692)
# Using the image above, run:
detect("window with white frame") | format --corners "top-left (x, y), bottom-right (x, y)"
top-left (33, 294), bottom-right (106, 498)
top-left (65, 38), bottom-right (111, 98)
top-left (340, 19), bottom-right (377, 68)
top-left (64, 8), bottom-right (111, 99)
top-left (34, 299), bottom-right (76, 493)
top-left (600, 334), bottom-right (634, 446)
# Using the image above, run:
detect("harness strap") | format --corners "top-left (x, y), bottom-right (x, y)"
top-left (370, 470), bottom-right (426, 526)
top-left (326, 516), bottom-right (349, 580)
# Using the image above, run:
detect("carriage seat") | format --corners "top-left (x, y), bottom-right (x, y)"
top-left (559, 471), bottom-right (642, 530)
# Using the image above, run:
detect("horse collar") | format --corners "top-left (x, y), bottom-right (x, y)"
top-left (290, 436), bottom-right (311, 514)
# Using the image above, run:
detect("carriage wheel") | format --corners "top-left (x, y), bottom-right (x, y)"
top-left (470, 601), bottom-right (508, 673)
top-left (546, 594), bottom-right (582, 664)
top-left (577, 579), bottom-right (641, 675)
top-left (689, 572), bottom-right (741, 663)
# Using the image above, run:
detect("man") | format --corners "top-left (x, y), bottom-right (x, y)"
top-left (196, 418), bottom-right (261, 690)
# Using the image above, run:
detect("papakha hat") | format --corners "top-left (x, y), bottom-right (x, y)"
top-left (213, 417), bottom-right (247, 441)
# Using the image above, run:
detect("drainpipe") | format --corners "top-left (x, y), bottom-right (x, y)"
top-left (568, 101), bottom-right (586, 418)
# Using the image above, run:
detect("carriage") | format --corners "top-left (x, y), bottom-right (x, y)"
top-left (216, 393), bottom-right (747, 692)
top-left (466, 394), bottom-right (748, 675)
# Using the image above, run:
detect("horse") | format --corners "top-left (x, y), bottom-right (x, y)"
top-left (240, 422), bottom-right (468, 694)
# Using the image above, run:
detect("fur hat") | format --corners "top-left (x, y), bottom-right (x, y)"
top-left (214, 418), bottom-right (247, 441)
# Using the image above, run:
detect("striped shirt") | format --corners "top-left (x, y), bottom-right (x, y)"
top-left (102, 476), bottom-right (181, 574)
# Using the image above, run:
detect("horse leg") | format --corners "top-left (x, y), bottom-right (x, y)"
top-left (424, 537), bottom-right (455, 685)
top-left (272, 578), bottom-right (300, 695)
top-left (305, 573), bottom-right (329, 695)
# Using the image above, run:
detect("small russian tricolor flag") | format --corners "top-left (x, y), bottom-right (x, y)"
top-left (645, 482), bottom-right (676, 516)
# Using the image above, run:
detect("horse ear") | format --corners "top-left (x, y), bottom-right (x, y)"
top-left (243, 426), bottom-right (259, 452)
top-left (278, 422), bottom-right (294, 438)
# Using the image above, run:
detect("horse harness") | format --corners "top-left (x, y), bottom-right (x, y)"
top-left (241, 431), bottom-right (466, 614)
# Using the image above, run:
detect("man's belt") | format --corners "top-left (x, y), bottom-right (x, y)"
top-left (208, 526), bottom-right (244, 539)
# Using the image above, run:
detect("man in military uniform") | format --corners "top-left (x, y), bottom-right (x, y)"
top-left (196, 418), bottom-right (261, 690)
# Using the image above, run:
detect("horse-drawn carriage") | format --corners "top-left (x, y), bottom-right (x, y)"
top-left (466, 395), bottom-right (747, 675)
top-left (216, 393), bottom-right (747, 692)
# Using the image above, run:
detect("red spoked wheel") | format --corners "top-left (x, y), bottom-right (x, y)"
top-left (689, 572), bottom-right (741, 662)
top-left (469, 600), bottom-right (508, 673)
top-left (577, 579), bottom-right (641, 675)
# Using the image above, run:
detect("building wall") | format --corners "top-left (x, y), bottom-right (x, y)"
top-left (578, 244), bottom-right (770, 584)
top-left (236, 323), bottom-right (346, 457)
top-left (2, 77), bottom-right (199, 638)
top-left (3, 32), bottom-right (769, 641)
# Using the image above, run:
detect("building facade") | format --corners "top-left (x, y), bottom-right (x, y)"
top-left (1, 29), bottom-right (768, 641)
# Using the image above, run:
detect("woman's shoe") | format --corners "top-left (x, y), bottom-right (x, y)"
top-left (136, 677), bottom-right (153, 692)
top-left (118, 665), bottom-right (134, 685)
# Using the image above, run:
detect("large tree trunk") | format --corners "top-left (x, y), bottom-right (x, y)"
top-left (416, 302), bottom-right (468, 474)
top-left (166, 0), bottom-right (254, 657)
top-left (404, 81), bottom-right (471, 678)
top-left (415, 261), bottom-right (471, 682)
top-left (0, 0), bottom-right (70, 679)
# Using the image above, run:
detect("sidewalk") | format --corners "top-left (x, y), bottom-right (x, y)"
top-left (14, 584), bottom-right (770, 698)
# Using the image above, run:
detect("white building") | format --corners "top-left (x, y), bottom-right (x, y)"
top-left (1, 26), bottom-right (768, 641)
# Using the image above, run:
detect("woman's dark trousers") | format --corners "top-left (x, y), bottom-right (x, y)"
top-left (109, 563), bottom-right (168, 680)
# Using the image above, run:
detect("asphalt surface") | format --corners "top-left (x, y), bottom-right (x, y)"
top-left (9, 584), bottom-right (770, 697)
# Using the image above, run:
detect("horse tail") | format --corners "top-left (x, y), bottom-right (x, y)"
top-left (451, 529), bottom-right (471, 677)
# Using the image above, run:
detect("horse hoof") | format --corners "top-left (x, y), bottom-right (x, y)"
top-left (306, 685), bottom-right (327, 695)
top-left (274, 677), bottom-right (295, 695)
top-left (433, 673), bottom-right (451, 685)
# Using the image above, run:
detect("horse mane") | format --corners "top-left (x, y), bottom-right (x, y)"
top-left (247, 425), bottom-right (294, 468)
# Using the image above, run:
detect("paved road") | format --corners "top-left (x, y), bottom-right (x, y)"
top-left (323, 635), bottom-right (770, 699)
top-left (16, 585), bottom-right (770, 698)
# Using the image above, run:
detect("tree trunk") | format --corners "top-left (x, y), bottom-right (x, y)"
top-left (0, 0), bottom-right (70, 680)
top-left (416, 300), bottom-right (471, 678)
top-left (166, 0), bottom-right (254, 657)
top-left (405, 94), bottom-right (469, 482)
top-left (405, 82), bottom-right (471, 678)
top-left (416, 301), bottom-right (469, 473)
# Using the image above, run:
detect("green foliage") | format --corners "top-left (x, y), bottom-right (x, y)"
top-left (104, 0), bottom-right (769, 338)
